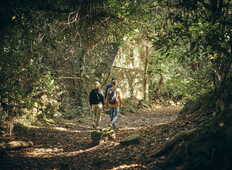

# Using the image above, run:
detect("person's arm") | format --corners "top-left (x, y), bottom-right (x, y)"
top-left (89, 90), bottom-right (93, 110)
top-left (105, 90), bottom-right (109, 106)
top-left (117, 89), bottom-right (123, 106)
top-left (99, 90), bottom-right (105, 105)
top-left (104, 84), bottom-right (108, 99)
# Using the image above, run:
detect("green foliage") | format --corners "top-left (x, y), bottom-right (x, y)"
top-left (0, 11), bottom-right (63, 123)
top-left (1, 0), bottom-right (231, 124)
top-left (143, 0), bottom-right (232, 105)
top-left (0, 0), bottom-right (124, 123)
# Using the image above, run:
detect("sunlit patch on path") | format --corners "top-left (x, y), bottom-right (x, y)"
top-left (26, 125), bottom-right (92, 133)
top-left (108, 163), bottom-right (146, 170)
top-left (23, 141), bottom-right (120, 158)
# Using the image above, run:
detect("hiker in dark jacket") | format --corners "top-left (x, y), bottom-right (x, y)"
top-left (89, 81), bottom-right (104, 129)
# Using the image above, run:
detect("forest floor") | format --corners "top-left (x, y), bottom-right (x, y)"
top-left (0, 105), bottom-right (201, 170)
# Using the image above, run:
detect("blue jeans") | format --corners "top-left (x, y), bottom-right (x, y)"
top-left (110, 107), bottom-right (119, 129)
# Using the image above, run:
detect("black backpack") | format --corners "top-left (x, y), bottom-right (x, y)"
top-left (107, 88), bottom-right (118, 104)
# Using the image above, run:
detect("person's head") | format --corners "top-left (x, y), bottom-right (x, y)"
top-left (94, 81), bottom-right (101, 89)
top-left (111, 77), bottom-right (117, 84)
top-left (111, 81), bottom-right (117, 87)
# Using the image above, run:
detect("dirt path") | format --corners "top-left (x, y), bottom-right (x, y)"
top-left (0, 106), bottom-right (181, 170)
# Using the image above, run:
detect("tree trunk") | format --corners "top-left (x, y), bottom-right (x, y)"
top-left (76, 48), bottom-right (85, 107)
top-left (143, 46), bottom-right (149, 101)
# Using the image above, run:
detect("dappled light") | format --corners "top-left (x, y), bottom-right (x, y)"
top-left (109, 164), bottom-right (146, 170)
top-left (1, 107), bottom-right (180, 169)
top-left (26, 125), bottom-right (90, 133)
top-left (24, 147), bottom-right (64, 158)
top-left (23, 142), bottom-right (119, 158)
top-left (119, 126), bottom-right (145, 131)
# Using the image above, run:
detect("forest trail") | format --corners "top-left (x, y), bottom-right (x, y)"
top-left (0, 106), bottom-right (182, 170)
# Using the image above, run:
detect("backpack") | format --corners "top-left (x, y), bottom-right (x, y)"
top-left (107, 87), bottom-right (118, 104)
